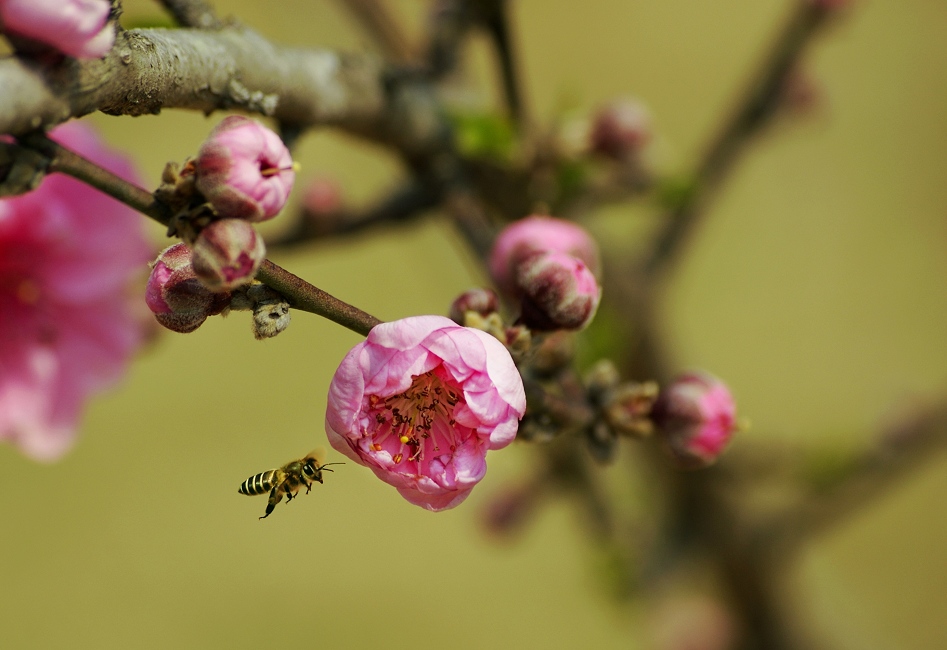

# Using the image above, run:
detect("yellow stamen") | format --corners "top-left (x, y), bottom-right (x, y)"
top-left (399, 435), bottom-right (410, 444)
top-left (393, 453), bottom-right (403, 464)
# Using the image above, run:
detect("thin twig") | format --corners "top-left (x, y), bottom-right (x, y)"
top-left (157, 0), bottom-right (224, 29)
top-left (336, 0), bottom-right (414, 63)
top-left (642, 3), bottom-right (832, 280)
top-left (473, 0), bottom-right (527, 127)
top-left (269, 180), bottom-right (440, 248)
top-left (18, 134), bottom-right (382, 336)
top-left (771, 400), bottom-right (947, 548)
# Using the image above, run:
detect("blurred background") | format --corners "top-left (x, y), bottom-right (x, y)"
top-left (1, 0), bottom-right (946, 648)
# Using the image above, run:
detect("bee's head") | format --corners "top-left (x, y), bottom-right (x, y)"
top-left (303, 458), bottom-right (325, 484)
top-left (303, 457), bottom-right (343, 484)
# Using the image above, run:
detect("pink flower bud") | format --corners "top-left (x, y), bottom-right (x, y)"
top-left (489, 215), bottom-right (600, 297)
top-left (448, 288), bottom-right (499, 325)
top-left (145, 243), bottom-right (230, 334)
top-left (0, 0), bottom-right (114, 59)
top-left (589, 98), bottom-right (651, 161)
top-left (190, 219), bottom-right (266, 292)
top-left (651, 372), bottom-right (737, 468)
top-left (195, 116), bottom-right (295, 222)
top-left (515, 251), bottom-right (601, 331)
top-left (325, 315), bottom-right (526, 511)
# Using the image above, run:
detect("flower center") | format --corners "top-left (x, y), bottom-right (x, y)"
top-left (365, 370), bottom-right (464, 466)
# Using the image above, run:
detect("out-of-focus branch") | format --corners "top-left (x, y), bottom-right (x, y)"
top-left (772, 400), bottom-right (947, 548)
top-left (157, 0), bottom-right (224, 29)
top-left (0, 27), bottom-right (386, 139)
top-left (12, 134), bottom-right (383, 336)
top-left (472, 0), bottom-right (527, 127)
top-left (641, 3), bottom-right (835, 280)
top-left (336, 0), bottom-right (415, 64)
top-left (268, 180), bottom-right (440, 247)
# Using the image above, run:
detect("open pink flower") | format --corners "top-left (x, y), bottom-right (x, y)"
top-left (195, 116), bottom-right (295, 222)
top-left (0, 0), bottom-right (114, 59)
top-left (0, 121), bottom-right (151, 460)
top-left (325, 315), bottom-right (526, 511)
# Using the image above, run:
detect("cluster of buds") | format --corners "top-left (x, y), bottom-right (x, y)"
top-left (489, 214), bottom-right (602, 333)
top-left (148, 116), bottom-right (296, 337)
top-left (145, 242), bottom-right (290, 340)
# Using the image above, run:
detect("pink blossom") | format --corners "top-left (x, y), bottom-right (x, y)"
top-left (325, 315), bottom-right (526, 511)
top-left (0, 121), bottom-right (151, 460)
top-left (590, 98), bottom-right (651, 160)
top-left (651, 372), bottom-right (737, 468)
top-left (489, 215), bottom-right (600, 296)
top-left (145, 243), bottom-right (230, 334)
top-left (190, 219), bottom-right (266, 292)
top-left (195, 116), bottom-right (295, 222)
top-left (515, 250), bottom-right (601, 331)
top-left (0, 0), bottom-right (114, 59)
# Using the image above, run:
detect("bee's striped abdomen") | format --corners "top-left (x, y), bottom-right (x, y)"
top-left (238, 469), bottom-right (277, 496)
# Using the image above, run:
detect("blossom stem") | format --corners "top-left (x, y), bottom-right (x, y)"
top-left (21, 133), bottom-right (383, 337)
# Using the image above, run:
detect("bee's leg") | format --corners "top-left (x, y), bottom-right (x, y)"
top-left (286, 490), bottom-right (295, 503)
top-left (260, 487), bottom-right (283, 519)
top-left (304, 480), bottom-right (312, 494)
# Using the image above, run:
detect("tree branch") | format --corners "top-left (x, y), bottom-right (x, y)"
top-left (157, 0), bottom-right (224, 29)
top-left (12, 134), bottom-right (383, 336)
top-left (0, 26), bottom-right (386, 138)
top-left (336, 0), bottom-right (415, 64)
top-left (641, 3), bottom-right (835, 280)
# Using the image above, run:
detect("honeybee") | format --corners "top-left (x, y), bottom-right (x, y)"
top-left (238, 449), bottom-right (342, 519)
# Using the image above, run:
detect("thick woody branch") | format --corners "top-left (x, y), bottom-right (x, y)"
top-left (0, 27), bottom-right (386, 139)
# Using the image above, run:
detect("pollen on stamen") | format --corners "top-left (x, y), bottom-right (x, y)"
top-left (399, 435), bottom-right (410, 444)
top-left (371, 443), bottom-right (382, 451)
top-left (393, 453), bottom-right (403, 464)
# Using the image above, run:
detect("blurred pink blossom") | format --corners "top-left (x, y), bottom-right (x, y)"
top-left (652, 372), bottom-right (737, 468)
top-left (0, 121), bottom-right (151, 460)
top-left (0, 0), bottom-right (114, 59)
top-left (195, 116), bottom-right (295, 222)
top-left (325, 315), bottom-right (526, 511)
top-left (489, 215), bottom-right (600, 297)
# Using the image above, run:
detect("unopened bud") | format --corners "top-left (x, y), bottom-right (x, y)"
top-left (603, 381), bottom-right (658, 438)
top-left (449, 287), bottom-right (499, 325)
top-left (230, 284), bottom-right (292, 339)
top-left (195, 116), bottom-right (295, 222)
top-left (145, 243), bottom-right (229, 333)
top-left (515, 251), bottom-right (601, 331)
top-left (489, 215), bottom-right (600, 297)
top-left (531, 331), bottom-right (575, 375)
top-left (590, 98), bottom-right (651, 161)
top-left (191, 219), bottom-right (266, 292)
top-left (652, 372), bottom-right (737, 468)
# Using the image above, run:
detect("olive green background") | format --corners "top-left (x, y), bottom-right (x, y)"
top-left (2, 1), bottom-right (946, 648)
